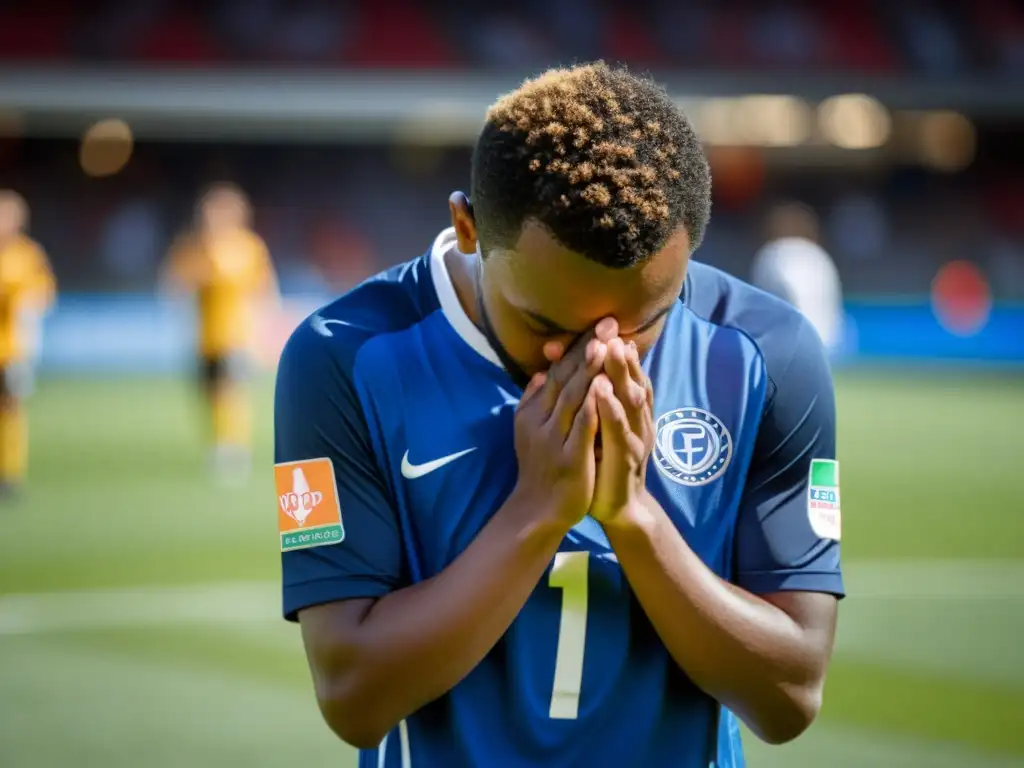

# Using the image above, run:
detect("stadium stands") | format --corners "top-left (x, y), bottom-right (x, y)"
top-left (0, 0), bottom-right (1022, 74)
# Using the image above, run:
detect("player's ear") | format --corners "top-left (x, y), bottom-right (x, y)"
top-left (448, 191), bottom-right (478, 255)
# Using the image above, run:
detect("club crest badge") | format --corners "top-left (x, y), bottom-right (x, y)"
top-left (652, 407), bottom-right (733, 487)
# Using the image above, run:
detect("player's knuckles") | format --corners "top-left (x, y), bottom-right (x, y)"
top-left (626, 382), bottom-right (646, 408)
top-left (515, 396), bottom-right (539, 419)
top-left (609, 369), bottom-right (630, 397)
top-left (515, 408), bottom-right (545, 436)
top-left (607, 404), bottom-right (631, 433)
top-left (539, 419), bottom-right (565, 448)
top-left (606, 364), bottom-right (627, 392)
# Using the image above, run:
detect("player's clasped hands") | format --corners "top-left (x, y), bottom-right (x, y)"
top-left (511, 318), bottom-right (616, 529)
top-left (511, 316), bottom-right (655, 531)
top-left (589, 335), bottom-right (656, 523)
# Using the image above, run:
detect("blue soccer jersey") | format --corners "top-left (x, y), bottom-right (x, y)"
top-left (275, 228), bottom-right (844, 768)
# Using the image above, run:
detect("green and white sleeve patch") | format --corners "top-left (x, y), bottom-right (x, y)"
top-left (808, 458), bottom-right (841, 541)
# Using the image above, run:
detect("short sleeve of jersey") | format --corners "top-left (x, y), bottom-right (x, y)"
top-left (275, 321), bottom-right (404, 621)
top-left (734, 316), bottom-right (844, 597)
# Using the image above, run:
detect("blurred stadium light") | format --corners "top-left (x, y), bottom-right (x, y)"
top-left (0, 68), bottom-right (1019, 147)
top-left (818, 94), bottom-right (891, 150)
top-left (79, 118), bottom-right (134, 177)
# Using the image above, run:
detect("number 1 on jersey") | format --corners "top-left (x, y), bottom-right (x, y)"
top-left (548, 551), bottom-right (589, 719)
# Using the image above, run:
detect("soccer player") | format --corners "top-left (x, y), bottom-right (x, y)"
top-left (275, 63), bottom-right (843, 767)
top-left (0, 190), bottom-right (56, 496)
top-left (162, 183), bottom-right (278, 481)
top-left (751, 202), bottom-right (845, 352)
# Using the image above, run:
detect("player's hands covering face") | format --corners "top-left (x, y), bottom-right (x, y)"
top-left (590, 337), bottom-right (655, 523)
top-left (511, 318), bottom-right (619, 529)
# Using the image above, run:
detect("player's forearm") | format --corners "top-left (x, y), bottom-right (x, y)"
top-left (604, 495), bottom-right (829, 745)
top-left (321, 495), bottom-right (568, 745)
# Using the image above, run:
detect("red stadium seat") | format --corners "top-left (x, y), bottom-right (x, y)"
top-left (604, 8), bottom-right (666, 68)
top-left (0, 8), bottom-right (74, 61)
top-left (972, 0), bottom-right (1024, 67)
top-left (984, 180), bottom-right (1024, 236)
top-left (341, 0), bottom-right (459, 68)
top-left (132, 11), bottom-right (223, 65)
top-left (818, 2), bottom-right (898, 72)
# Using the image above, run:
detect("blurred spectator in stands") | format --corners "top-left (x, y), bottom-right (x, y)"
top-left (527, 0), bottom-right (606, 62)
top-left (274, 0), bottom-right (349, 63)
top-left (887, 0), bottom-right (966, 75)
top-left (470, 11), bottom-right (551, 68)
top-left (6, 0), bottom-right (1021, 74)
top-left (214, 0), bottom-right (278, 61)
top-left (648, 0), bottom-right (713, 65)
top-left (748, 1), bottom-right (822, 68)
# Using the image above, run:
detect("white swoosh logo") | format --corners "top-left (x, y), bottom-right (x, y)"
top-left (310, 314), bottom-right (351, 338)
top-left (400, 447), bottom-right (477, 479)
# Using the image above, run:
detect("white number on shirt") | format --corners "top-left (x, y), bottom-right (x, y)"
top-left (548, 551), bottom-right (590, 719)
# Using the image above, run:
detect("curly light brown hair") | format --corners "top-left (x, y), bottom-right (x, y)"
top-left (471, 62), bottom-right (711, 268)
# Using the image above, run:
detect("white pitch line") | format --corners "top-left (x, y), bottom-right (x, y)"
top-left (1, 559), bottom-right (1022, 636)
top-left (0, 581), bottom-right (279, 635)
top-left (1, 562), bottom-right (1021, 767)
top-left (844, 559), bottom-right (1024, 599)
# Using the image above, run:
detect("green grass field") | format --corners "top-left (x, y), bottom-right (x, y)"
top-left (1, 372), bottom-right (1022, 767)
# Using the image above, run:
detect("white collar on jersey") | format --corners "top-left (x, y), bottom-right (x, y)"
top-left (429, 227), bottom-right (503, 369)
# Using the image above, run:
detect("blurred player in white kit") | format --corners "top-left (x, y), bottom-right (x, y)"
top-left (751, 202), bottom-right (844, 352)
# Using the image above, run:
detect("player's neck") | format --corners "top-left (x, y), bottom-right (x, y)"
top-left (444, 247), bottom-right (486, 335)
top-left (441, 244), bottom-right (534, 390)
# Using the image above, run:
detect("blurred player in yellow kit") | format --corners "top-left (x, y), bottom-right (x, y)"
top-left (0, 190), bottom-right (56, 497)
top-left (161, 183), bottom-right (278, 482)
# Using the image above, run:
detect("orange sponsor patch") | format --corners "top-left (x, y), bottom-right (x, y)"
top-left (274, 458), bottom-right (345, 551)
